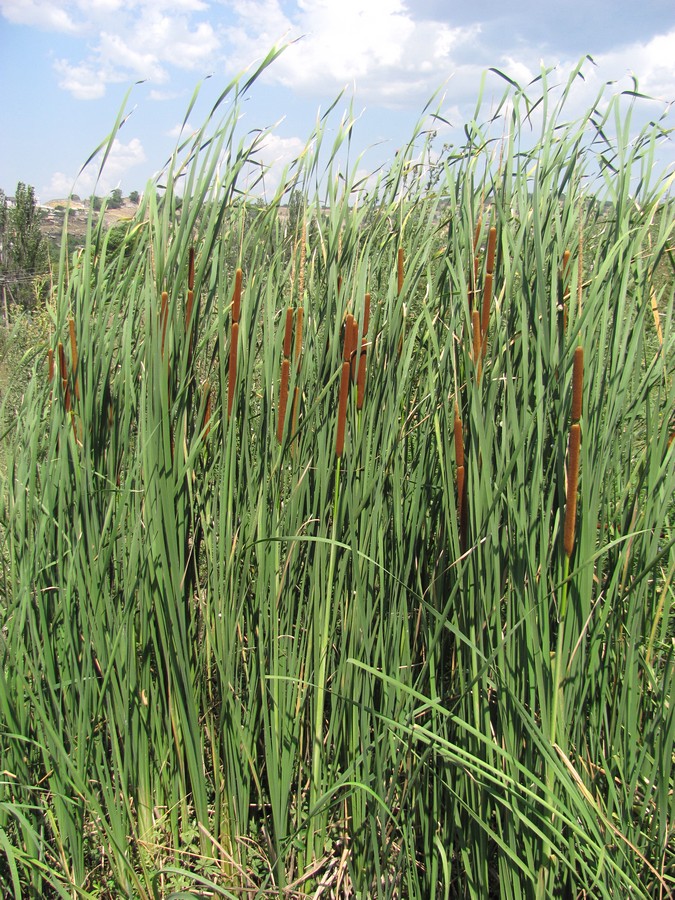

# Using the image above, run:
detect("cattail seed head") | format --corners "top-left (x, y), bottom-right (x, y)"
top-left (564, 423), bottom-right (581, 557)
top-left (188, 247), bottom-right (195, 292)
top-left (363, 292), bottom-right (371, 335)
top-left (571, 345), bottom-right (584, 423)
top-left (283, 307), bottom-right (293, 359)
top-left (47, 348), bottom-right (54, 384)
top-left (344, 314), bottom-right (356, 364)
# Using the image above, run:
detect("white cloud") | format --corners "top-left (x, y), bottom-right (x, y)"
top-left (0, 0), bottom-right (80, 32)
top-left (241, 132), bottom-right (306, 198)
top-left (225, 0), bottom-right (482, 105)
top-left (54, 59), bottom-right (108, 99)
top-left (167, 121), bottom-right (195, 137)
top-left (42, 136), bottom-right (147, 198)
top-left (1, 0), bottom-right (222, 99)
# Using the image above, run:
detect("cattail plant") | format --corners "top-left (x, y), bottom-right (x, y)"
top-left (277, 306), bottom-right (294, 443)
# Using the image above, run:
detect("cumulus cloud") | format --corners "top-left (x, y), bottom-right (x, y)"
top-left (224, 0), bottom-right (482, 105)
top-left (42, 136), bottom-right (147, 197)
top-left (0, 0), bottom-right (221, 99)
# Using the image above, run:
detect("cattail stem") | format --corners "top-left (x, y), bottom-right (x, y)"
top-left (227, 322), bottom-right (238, 419)
top-left (283, 307), bottom-right (293, 359)
top-left (397, 247), bottom-right (404, 295)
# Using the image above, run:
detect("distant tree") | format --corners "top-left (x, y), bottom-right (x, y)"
top-left (0, 182), bottom-right (49, 314)
top-left (91, 195), bottom-right (103, 211)
top-left (129, 190), bottom-right (140, 204)
top-left (69, 193), bottom-right (81, 203)
top-left (109, 188), bottom-right (123, 209)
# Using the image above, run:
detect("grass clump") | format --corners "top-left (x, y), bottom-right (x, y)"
top-left (0, 54), bottom-right (674, 898)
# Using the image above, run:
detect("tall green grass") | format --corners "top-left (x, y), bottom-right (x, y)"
top-left (1, 56), bottom-right (674, 898)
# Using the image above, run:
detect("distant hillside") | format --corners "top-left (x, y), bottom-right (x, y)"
top-left (40, 199), bottom-right (141, 249)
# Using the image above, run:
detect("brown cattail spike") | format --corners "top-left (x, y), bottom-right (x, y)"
top-left (186, 290), bottom-right (194, 333)
top-left (564, 423), bottom-right (581, 557)
top-left (47, 348), bottom-right (54, 384)
top-left (343, 314), bottom-right (356, 364)
top-left (277, 359), bottom-right (290, 444)
top-left (188, 247), bottom-right (195, 292)
top-left (232, 268), bottom-right (242, 324)
top-left (227, 321), bottom-right (239, 419)
top-left (571, 346), bottom-right (584, 423)
top-left (397, 247), bottom-right (405, 295)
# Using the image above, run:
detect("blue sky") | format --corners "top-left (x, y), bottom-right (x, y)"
top-left (1, 0), bottom-right (674, 202)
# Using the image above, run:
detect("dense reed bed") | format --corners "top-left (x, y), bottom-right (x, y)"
top-left (1, 57), bottom-right (674, 898)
